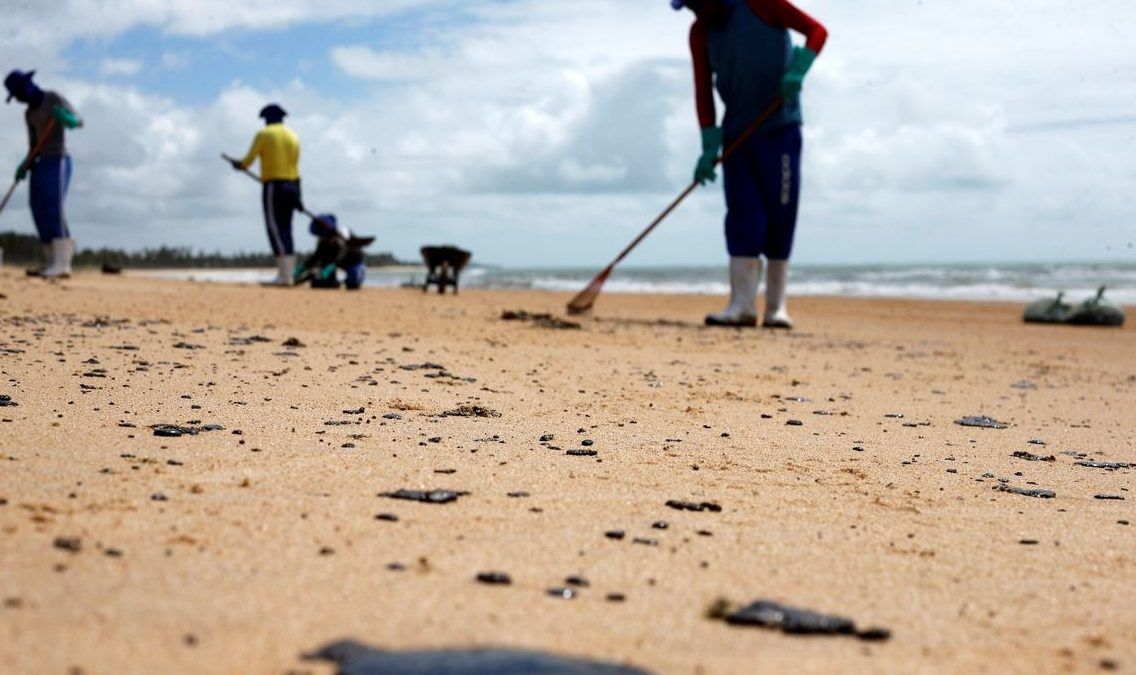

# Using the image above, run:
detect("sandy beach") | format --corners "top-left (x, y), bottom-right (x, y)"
top-left (0, 267), bottom-right (1132, 674)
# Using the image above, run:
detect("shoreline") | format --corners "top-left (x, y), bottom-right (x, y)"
top-left (0, 269), bottom-right (1132, 674)
top-left (31, 264), bottom-right (1133, 308)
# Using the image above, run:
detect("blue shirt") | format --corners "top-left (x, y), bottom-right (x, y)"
top-left (705, 3), bottom-right (800, 141)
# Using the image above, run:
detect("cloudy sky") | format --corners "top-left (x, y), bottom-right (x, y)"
top-left (1, 0), bottom-right (1133, 267)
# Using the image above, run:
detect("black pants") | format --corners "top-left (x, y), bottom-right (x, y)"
top-left (262, 180), bottom-right (301, 255)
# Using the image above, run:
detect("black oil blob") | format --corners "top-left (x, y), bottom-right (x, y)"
top-left (442, 406), bottom-right (501, 418)
top-left (304, 640), bottom-right (653, 674)
top-left (1076, 461), bottom-right (1131, 470)
top-left (379, 489), bottom-right (469, 504)
top-left (723, 600), bottom-right (890, 641)
top-left (994, 484), bottom-right (1056, 499)
top-left (955, 416), bottom-right (1008, 429)
top-left (500, 310), bottom-right (582, 330)
top-left (53, 536), bottom-right (81, 553)
top-left (475, 572), bottom-right (512, 585)
top-left (546, 587), bottom-right (577, 600)
top-left (665, 500), bottom-right (722, 513)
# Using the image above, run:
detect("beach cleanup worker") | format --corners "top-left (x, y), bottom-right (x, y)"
top-left (672, 0), bottom-right (826, 328)
top-left (295, 213), bottom-right (367, 290)
top-left (4, 69), bottom-right (83, 278)
top-left (230, 103), bottom-right (302, 286)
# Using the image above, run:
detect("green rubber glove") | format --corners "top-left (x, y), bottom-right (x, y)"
top-left (694, 126), bottom-right (723, 186)
top-left (780, 46), bottom-right (817, 99)
top-left (51, 104), bottom-right (82, 129)
top-left (14, 162), bottom-right (28, 182)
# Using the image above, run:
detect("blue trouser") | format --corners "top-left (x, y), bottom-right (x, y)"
top-left (262, 180), bottom-right (301, 255)
top-left (29, 155), bottom-right (72, 243)
top-left (722, 123), bottom-right (801, 259)
top-left (344, 262), bottom-right (366, 290)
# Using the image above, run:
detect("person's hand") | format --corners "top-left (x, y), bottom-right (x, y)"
top-left (14, 162), bottom-right (27, 182)
top-left (693, 126), bottom-right (723, 186)
top-left (780, 46), bottom-right (817, 99)
top-left (230, 159), bottom-right (243, 170)
top-left (51, 104), bottom-right (83, 129)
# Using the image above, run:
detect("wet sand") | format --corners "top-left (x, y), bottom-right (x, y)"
top-left (0, 268), bottom-right (1132, 674)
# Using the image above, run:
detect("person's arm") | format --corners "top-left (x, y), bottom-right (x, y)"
top-left (688, 20), bottom-right (725, 185)
top-left (238, 131), bottom-right (265, 169)
top-left (752, 0), bottom-right (827, 98)
top-left (689, 21), bottom-right (717, 129)
top-left (15, 117), bottom-right (58, 181)
top-left (50, 94), bottom-right (83, 129)
top-left (16, 124), bottom-right (34, 181)
top-left (749, 0), bottom-right (827, 52)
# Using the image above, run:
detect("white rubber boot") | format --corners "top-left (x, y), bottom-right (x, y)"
top-left (26, 244), bottom-right (52, 277)
top-left (42, 238), bottom-right (73, 279)
top-left (705, 257), bottom-right (760, 327)
top-left (763, 258), bottom-right (793, 329)
top-left (277, 255), bottom-right (296, 286)
top-left (65, 238), bottom-right (75, 275)
top-left (261, 255), bottom-right (295, 286)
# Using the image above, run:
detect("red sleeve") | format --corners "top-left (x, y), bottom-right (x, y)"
top-left (689, 21), bottom-right (717, 129)
top-left (748, 0), bottom-right (828, 53)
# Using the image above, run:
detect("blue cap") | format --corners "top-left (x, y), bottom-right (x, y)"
top-left (671, 0), bottom-right (685, 9)
top-left (4, 69), bottom-right (35, 103)
top-left (259, 103), bottom-right (287, 122)
top-left (310, 213), bottom-right (337, 236)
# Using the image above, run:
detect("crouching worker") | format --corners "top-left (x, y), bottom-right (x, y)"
top-left (294, 213), bottom-right (369, 290)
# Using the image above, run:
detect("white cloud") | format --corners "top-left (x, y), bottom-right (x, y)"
top-left (1, 1), bottom-right (1134, 266)
top-left (329, 45), bottom-right (449, 81)
top-left (160, 51), bottom-right (192, 70)
top-left (99, 58), bottom-right (143, 78)
top-left (1, 1), bottom-right (444, 45)
top-left (557, 158), bottom-right (627, 186)
top-left (812, 120), bottom-right (1009, 194)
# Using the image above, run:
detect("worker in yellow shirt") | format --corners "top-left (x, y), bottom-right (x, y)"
top-left (230, 103), bottom-right (303, 286)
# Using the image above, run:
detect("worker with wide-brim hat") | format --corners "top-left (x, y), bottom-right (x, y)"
top-left (230, 103), bottom-right (303, 286)
top-left (4, 68), bottom-right (83, 278)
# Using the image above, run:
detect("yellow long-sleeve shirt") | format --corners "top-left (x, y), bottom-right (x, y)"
top-left (239, 123), bottom-right (300, 181)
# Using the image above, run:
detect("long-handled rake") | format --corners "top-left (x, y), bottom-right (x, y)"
top-left (222, 153), bottom-right (345, 285)
top-left (0, 118), bottom-right (59, 218)
top-left (566, 98), bottom-right (783, 315)
top-left (220, 153), bottom-right (333, 227)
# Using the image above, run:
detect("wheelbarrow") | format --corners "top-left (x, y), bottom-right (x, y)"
top-left (420, 245), bottom-right (471, 294)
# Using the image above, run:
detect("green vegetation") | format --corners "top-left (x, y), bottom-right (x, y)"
top-left (0, 231), bottom-right (406, 269)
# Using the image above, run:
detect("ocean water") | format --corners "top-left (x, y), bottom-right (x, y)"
top-left (137, 261), bottom-right (1136, 305)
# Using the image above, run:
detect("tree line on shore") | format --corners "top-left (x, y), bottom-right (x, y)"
top-left (0, 231), bottom-right (407, 269)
